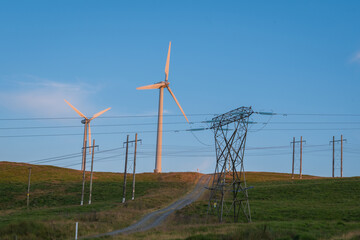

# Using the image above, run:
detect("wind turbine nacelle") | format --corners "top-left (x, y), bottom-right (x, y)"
top-left (81, 119), bottom-right (86, 124)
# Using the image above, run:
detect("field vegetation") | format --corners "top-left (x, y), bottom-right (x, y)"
top-left (0, 162), bottom-right (200, 240)
top-left (115, 173), bottom-right (359, 240)
top-left (1, 162), bottom-right (359, 240)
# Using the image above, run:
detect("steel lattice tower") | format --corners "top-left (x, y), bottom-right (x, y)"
top-left (208, 106), bottom-right (253, 223)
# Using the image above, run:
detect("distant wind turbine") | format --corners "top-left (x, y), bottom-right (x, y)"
top-left (137, 42), bottom-right (189, 173)
top-left (64, 99), bottom-right (111, 170)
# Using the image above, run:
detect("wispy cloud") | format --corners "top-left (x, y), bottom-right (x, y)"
top-left (351, 51), bottom-right (360, 63)
top-left (0, 75), bottom-right (98, 117)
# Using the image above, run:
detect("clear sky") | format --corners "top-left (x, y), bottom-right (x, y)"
top-left (0, 0), bottom-right (359, 177)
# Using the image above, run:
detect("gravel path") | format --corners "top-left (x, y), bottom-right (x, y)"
top-left (82, 175), bottom-right (211, 239)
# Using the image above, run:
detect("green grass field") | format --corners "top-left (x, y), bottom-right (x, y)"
top-left (0, 162), bottom-right (200, 240)
top-left (1, 162), bottom-right (359, 240)
top-left (140, 174), bottom-right (360, 240)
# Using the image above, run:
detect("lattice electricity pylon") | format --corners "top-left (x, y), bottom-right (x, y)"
top-left (207, 106), bottom-right (253, 223)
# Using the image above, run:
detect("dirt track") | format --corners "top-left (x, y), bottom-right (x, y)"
top-left (82, 175), bottom-right (211, 239)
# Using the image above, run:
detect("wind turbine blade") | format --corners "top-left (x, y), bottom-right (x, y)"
top-left (88, 123), bottom-right (92, 154)
top-left (64, 99), bottom-right (87, 119)
top-left (136, 82), bottom-right (165, 90)
top-left (166, 86), bottom-right (189, 123)
top-left (90, 107), bottom-right (111, 121)
top-left (164, 41), bottom-right (171, 81)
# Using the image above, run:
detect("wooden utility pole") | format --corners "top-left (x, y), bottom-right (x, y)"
top-left (332, 136), bottom-right (335, 178)
top-left (89, 139), bottom-right (95, 204)
top-left (132, 133), bottom-right (138, 200)
top-left (291, 137), bottom-right (306, 179)
top-left (122, 135), bottom-right (129, 203)
top-left (27, 167), bottom-right (31, 209)
top-left (122, 134), bottom-right (141, 203)
top-left (330, 135), bottom-right (346, 178)
top-left (81, 140), bottom-right (87, 206)
top-left (292, 137), bottom-right (295, 179)
top-left (341, 135), bottom-right (343, 178)
top-left (300, 136), bottom-right (303, 179)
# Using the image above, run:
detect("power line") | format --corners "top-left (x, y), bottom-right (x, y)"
top-left (255, 121), bottom-right (360, 125)
top-left (61, 153), bottom-right (124, 168)
top-left (0, 113), bottom-right (216, 121)
top-left (2, 142), bottom-right (354, 173)
top-left (274, 113), bottom-right (360, 117)
top-left (2, 127), bottom-right (360, 138)
top-left (2, 143), bottom-right (333, 170)
top-left (250, 128), bottom-right (360, 131)
top-left (2, 111), bottom-right (360, 122)
top-left (2, 121), bottom-right (360, 131)
top-left (1, 143), bottom-right (328, 165)
top-left (0, 128), bottom-right (207, 138)
top-left (0, 147), bottom-right (125, 173)
top-left (0, 121), bottom-right (206, 130)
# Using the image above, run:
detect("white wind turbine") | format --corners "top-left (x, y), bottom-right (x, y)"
top-left (64, 99), bottom-right (111, 170)
top-left (137, 41), bottom-right (189, 173)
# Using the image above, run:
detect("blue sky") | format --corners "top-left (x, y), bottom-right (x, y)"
top-left (0, 1), bottom-right (359, 176)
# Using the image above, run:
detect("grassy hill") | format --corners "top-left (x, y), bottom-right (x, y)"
top-left (0, 162), bottom-right (201, 239)
top-left (0, 162), bottom-right (359, 240)
top-left (127, 174), bottom-right (360, 240)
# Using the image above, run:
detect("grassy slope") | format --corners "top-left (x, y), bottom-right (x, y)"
top-left (1, 162), bottom-right (360, 240)
top-left (108, 173), bottom-right (360, 240)
top-left (0, 162), bottom-right (201, 240)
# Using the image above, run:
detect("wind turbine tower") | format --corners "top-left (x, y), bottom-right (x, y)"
top-left (137, 42), bottom-right (189, 173)
top-left (64, 100), bottom-right (111, 170)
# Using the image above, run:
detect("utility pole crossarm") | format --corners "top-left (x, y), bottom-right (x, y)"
top-left (123, 140), bottom-right (142, 146)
